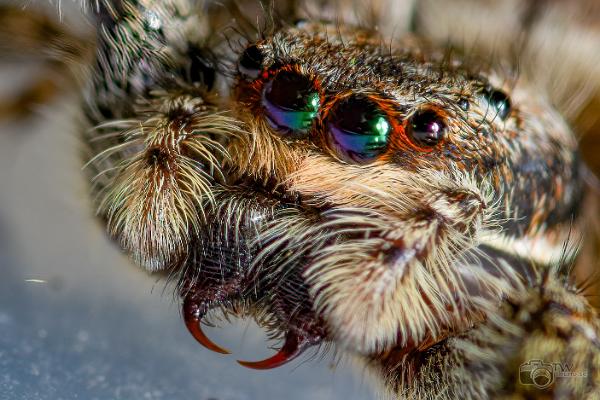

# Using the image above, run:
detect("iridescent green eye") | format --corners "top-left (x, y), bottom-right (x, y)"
top-left (325, 95), bottom-right (391, 163)
top-left (262, 70), bottom-right (320, 137)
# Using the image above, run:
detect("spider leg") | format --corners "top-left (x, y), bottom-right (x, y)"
top-left (300, 173), bottom-right (513, 355)
top-left (84, 1), bottom-right (244, 271)
top-left (370, 270), bottom-right (600, 398)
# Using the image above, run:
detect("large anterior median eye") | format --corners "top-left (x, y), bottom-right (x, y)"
top-left (325, 95), bottom-right (390, 163)
top-left (262, 70), bottom-right (320, 137)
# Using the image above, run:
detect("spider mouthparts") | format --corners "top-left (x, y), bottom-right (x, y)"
top-left (237, 332), bottom-right (317, 370)
top-left (183, 296), bottom-right (231, 355)
top-left (181, 285), bottom-right (322, 367)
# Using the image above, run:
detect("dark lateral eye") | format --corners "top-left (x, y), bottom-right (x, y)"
top-left (239, 45), bottom-right (264, 79)
top-left (408, 109), bottom-right (446, 147)
top-left (484, 88), bottom-right (511, 120)
top-left (325, 95), bottom-right (391, 163)
top-left (262, 70), bottom-right (320, 136)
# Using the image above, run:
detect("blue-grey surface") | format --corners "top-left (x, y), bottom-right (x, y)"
top-left (0, 9), bottom-right (376, 400)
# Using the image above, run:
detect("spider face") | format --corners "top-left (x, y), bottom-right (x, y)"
top-left (177, 22), bottom-right (583, 368)
top-left (7, 0), bottom-right (599, 397)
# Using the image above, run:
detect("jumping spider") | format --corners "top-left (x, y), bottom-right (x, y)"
top-left (4, 0), bottom-right (600, 398)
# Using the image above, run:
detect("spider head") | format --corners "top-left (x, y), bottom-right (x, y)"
top-left (174, 22), bottom-right (583, 370)
top-left (93, 21), bottom-right (582, 369)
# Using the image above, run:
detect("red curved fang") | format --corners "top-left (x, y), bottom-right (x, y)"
top-left (183, 298), bottom-right (231, 355)
top-left (237, 333), bottom-right (310, 370)
top-left (185, 318), bottom-right (231, 355)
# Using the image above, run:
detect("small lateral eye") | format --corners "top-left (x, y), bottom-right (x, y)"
top-left (484, 88), bottom-right (511, 120)
top-left (262, 69), bottom-right (320, 137)
top-left (408, 109), bottom-right (447, 148)
top-left (239, 44), bottom-right (264, 79)
top-left (325, 95), bottom-right (391, 163)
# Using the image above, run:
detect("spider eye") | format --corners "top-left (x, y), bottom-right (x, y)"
top-left (408, 109), bottom-right (446, 147)
top-left (262, 70), bottom-right (320, 136)
top-left (484, 88), bottom-right (511, 120)
top-left (458, 97), bottom-right (470, 111)
top-left (325, 95), bottom-right (390, 163)
top-left (239, 45), bottom-right (264, 79)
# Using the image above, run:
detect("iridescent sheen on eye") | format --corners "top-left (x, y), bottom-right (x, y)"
top-left (408, 109), bottom-right (446, 147)
top-left (262, 70), bottom-right (320, 136)
top-left (488, 89), bottom-right (511, 120)
top-left (326, 95), bottom-right (390, 163)
top-left (482, 87), bottom-right (511, 120)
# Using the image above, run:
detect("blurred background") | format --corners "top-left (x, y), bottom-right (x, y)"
top-left (0, 1), bottom-right (376, 399)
